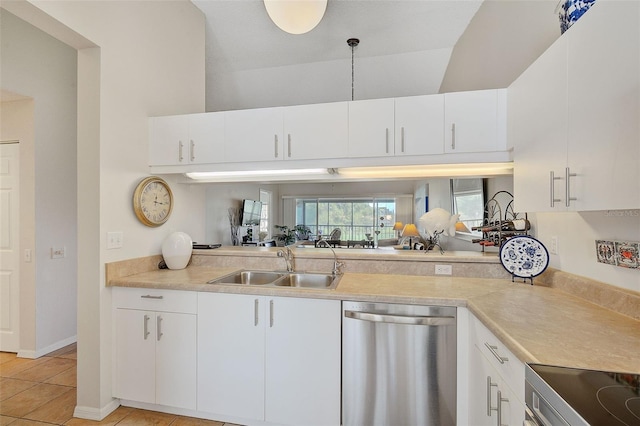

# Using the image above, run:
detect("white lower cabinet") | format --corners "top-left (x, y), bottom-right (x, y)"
top-left (465, 311), bottom-right (525, 426)
top-left (113, 287), bottom-right (197, 410)
top-left (197, 292), bottom-right (341, 426)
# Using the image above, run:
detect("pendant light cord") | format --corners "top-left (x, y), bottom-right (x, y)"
top-left (347, 38), bottom-right (360, 101)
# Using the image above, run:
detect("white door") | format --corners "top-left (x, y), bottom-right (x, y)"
top-left (0, 142), bottom-right (20, 352)
top-left (348, 98), bottom-right (395, 158)
top-left (395, 95), bottom-right (444, 156)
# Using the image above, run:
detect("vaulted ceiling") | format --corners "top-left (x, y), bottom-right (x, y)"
top-left (192, 0), bottom-right (561, 112)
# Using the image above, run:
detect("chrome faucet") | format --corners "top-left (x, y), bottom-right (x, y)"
top-left (316, 239), bottom-right (345, 275)
top-left (277, 246), bottom-right (295, 272)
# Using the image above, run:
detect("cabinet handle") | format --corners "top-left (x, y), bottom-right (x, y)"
top-left (451, 123), bottom-right (456, 149)
top-left (487, 376), bottom-right (498, 416)
top-left (565, 167), bottom-right (577, 207)
top-left (178, 141), bottom-right (184, 162)
top-left (401, 127), bottom-right (405, 153)
top-left (141, 295), bottom-right (163, 299)
top-left (385, 128), bottom-right (389, 154)
top-left (274, 135), bottom-right (278, 158)
top-left (254, 299), bottom-right (259, 326)
top-left (156, 315), bottom-right (163, 341)
top-left (269, 300), bottom-right (274, 327)
top-left (190, 139), bottom-right (195, 162)
top-left (549, 171), bottom-right (562, 207)
top-left (287, 134), bottom-right (292, 158)
top-left (143, 314), bottom-right (150, 340)
top-left (497, 390), bottom-right (509, 426)
top-left (485, 342), bottom-right (509, 364)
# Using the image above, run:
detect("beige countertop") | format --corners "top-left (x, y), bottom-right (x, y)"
top-left (108, 265), bottom-right (640, 375)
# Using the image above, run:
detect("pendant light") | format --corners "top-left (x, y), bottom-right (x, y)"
top-left (264, 0), bottom-right (328, 35)
top-left (347, 38), bottom-right (359, 101)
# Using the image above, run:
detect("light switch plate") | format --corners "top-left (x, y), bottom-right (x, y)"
top-left (107, 231), bottom-right (124, 249)
top-left (51, 247), bottom-right (66, 259)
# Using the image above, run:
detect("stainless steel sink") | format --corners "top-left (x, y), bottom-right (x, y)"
top-left (207, 270), bottom-right (286, 285)
top-left (207, 270), bottom-right (339, 290)
top-left (275, 273), bottom-right (339, 289)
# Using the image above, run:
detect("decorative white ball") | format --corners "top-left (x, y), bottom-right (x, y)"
top-left (161, 232), bottom-right (192, 270)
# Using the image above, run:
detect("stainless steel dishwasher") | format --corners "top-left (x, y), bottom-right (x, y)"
top-left (342, 301), bottom-right (457, 426)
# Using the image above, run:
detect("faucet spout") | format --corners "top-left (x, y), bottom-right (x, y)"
top-left (316, 239), bottom-right (345, 275)
top-left (277, 246), bottom-right (295, 272)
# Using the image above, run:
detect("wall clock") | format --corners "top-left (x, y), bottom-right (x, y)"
top-left (133, 176), bottom-right (173, 227)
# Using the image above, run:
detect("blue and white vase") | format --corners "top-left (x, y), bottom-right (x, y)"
top-left (559, 0), bottom-right (597, 34)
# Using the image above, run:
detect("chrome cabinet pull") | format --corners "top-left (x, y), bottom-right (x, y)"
top-left (141, 295), bottom-right (163, 299)
top-left (385, 128), bottom-right (389, 153)
top-left (401, 127), bottom-right (405, 153)
top-left (190, 139), bottom-right (195, 162)
top-left (287, 134), bottom-right (292, 158)
top-left (485, 342), bottom-right (509, 364)
top-left (269, 300), bottom-right (274, 327)
top-left (451, 123), bottom-right (456, 149)
top-left (143, 314), bottom-right (150, 340)
top-left (274, 135), bottom-right (279, 158)
top-left (254, 299), bottom-right (259, 326)
top-left (565, 167), bottom-right (577, 207)
top-left (550, 171), bottom-right (562, 207)
top-left (156, 315), bottom-right (163, 341)
top-left (178, 140), bottom-right (184, 162)
top-left (487, 376), bottom-right (498, 416)
top-left (497, 390), bottom-right (509, 426)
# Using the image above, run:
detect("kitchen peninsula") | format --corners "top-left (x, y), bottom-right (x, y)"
top-left (107, 247), bottom-right (640, 426)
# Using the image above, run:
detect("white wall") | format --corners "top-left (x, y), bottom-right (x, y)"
top-left (532, 211), bottom-right (640, 293)
top-left (2, 0), bottom-right (206, 418)
top-left (0, 11), bottom-right (77, 356)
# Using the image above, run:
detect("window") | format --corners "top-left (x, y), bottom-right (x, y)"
top-left (450, 178), bottom-right (485, 236)
top-left (295, 198), bottom-right (397, 241)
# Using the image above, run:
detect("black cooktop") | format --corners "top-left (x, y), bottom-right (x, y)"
top-left (530, 364), bottom-right (640, 425)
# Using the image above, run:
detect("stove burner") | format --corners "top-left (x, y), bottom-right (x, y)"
top-left (596, 385), bottom-right (640, 425)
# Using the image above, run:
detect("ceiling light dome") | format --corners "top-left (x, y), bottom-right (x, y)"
top-left (264, 0), bottom-right (328, 35)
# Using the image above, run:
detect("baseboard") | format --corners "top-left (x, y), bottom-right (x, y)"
top-left (73, 399), bottom-right (120, 421)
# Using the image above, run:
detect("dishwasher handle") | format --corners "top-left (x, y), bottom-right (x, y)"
top-left (344, 310), bottom-right (455, 326)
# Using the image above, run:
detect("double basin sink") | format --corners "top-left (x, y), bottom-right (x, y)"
top-left (207, 270), bottom-right (340, 290)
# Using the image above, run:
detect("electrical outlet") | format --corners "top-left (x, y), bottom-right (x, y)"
top-left (550, 236), bottom-right (558, 255)
top-left (51, 247), bottom-right (66, 259)
top-left (107, 231), bottom-right (124, 249)
top-left (435, 264), bottom-right (452, 275)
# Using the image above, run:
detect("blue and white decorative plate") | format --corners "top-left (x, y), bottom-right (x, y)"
top-left (499, 236), bottom-right (549, 278)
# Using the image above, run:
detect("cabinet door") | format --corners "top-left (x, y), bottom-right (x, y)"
top-left (155, 312), bottom-right (197, 410)
top-left (394, 95), bottom-right (444, 156)
top-left (149, 115), bottom-right (188, 166)
top-left (225, 107), bottom-right (284, 163)
top-left (566, 1), bottom-right (640, 210)
top-left (114, 308), bottom-right (156, 404)
top-left (284, 102), bottom-right (348, 160)
top-left (468, 345), bottom-right (496, 426)
top-left (265, 297), bottom-right (341, 426)
top-left (444, 89), bottom-right (505, 154)
top-left (510, 36), bottom-right (569, 213)
top-left (187, 113), bottom-right (224, 164)
top-left (197, 293), bottom-right (265, 420)
top-left (348, 98), bottom-right (395, 158)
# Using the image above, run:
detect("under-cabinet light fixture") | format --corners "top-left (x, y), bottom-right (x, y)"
top-left (185, 168), bottom-right (335, 183)
top-left (337, 163), bottom-right (513, 179)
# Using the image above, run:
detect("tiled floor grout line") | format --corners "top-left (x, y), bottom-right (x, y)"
top-left (1, 345), bottom-right (237, 426)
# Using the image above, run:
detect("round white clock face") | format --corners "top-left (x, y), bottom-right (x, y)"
top-left (133, 177), bottom-right (173, 227)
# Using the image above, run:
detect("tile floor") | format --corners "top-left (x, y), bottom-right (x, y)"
top-left (0, 344), bottom-right (239, 425)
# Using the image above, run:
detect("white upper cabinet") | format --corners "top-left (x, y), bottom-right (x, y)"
top-left (395, 94), bottom-right (444, 156)
top-left (348, 98), bottom-right (395, 158)
top-left (510, 36), bottom-right (569, 213)
top-left (149, 113), bottom-right (224, 166)
top-left (224, 107), bottom-right (284, 163)
top-left (510, 0), bottom-right (639, 212)
top-left (283, 102), bottom-right (349, 160)
top-left (565, 0), bottom-right (639, 210)
top-left (444, 89), bottom-right (507, 154)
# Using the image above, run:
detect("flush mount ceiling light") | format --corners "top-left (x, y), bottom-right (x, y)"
top-left (263, 0), bottom-right (328, 35)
